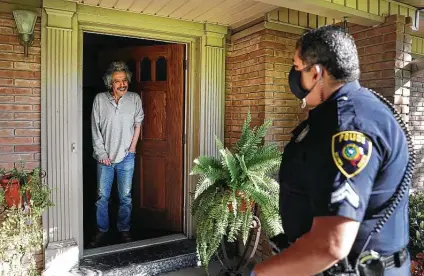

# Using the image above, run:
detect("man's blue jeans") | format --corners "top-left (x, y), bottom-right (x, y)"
top-left (96, 152), bottom-right (135, 232)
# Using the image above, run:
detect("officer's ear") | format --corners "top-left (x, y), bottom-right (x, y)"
top-left (313, 64), bottom-right (322, 80)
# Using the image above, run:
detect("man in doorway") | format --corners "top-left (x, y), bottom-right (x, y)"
top-left (89, 61), bottom-right (144, 248)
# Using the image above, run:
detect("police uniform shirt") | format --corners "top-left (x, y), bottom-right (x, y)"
top-left (279, 80), bottom-right (409, 260)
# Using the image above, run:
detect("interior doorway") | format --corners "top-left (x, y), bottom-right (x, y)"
top-left (82, 32), bottom-right (186, 249)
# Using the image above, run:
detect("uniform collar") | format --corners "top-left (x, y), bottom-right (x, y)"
top-left (328, 80), bottom-right (361, 101)
top-left (308, 80), bottom-right (360, 117)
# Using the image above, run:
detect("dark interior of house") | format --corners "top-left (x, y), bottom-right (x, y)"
top-left (82, 32), bottom-right (175, 249)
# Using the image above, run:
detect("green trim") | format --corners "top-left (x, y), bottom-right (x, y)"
top-left (264, 21), bottom-right (308, 35)
top-left (77, 4), bottom-right (206, 38)
top-left (258, 0), bottom-right (418, 27)
top-left (412, 36), bottom-right (424, 57)
top-left (43, 0), bottom-right (76, 12)
top-left (45, 8), bottom-right (74, 29)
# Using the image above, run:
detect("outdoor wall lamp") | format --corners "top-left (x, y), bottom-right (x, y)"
top-left (12, 10), bottom-right (37, 57)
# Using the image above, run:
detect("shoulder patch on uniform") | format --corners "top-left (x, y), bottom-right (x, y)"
top-left (332, 131), bottom-right (373, 178)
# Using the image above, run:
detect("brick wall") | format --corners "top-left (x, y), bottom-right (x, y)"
top-left (0, 11), bottom-right (43, 271)
top-left (0, 12), bottom-right (41, 171)
top-left (411, 72), bottom-right (424, 188)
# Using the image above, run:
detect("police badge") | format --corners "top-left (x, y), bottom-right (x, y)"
top-left (332, 131), bottom-right (373, 178)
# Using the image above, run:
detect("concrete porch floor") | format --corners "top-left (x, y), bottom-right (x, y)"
top-left (161, 261), bottom-right (252, 276)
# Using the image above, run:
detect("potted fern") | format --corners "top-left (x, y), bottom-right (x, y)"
top-left (190, 112), bottom-right (284, 271)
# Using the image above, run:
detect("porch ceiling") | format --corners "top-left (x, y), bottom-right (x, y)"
top-left (396, 0), bottom-right (424, 8)
top-left (68, 0), bottom-right (277, 29)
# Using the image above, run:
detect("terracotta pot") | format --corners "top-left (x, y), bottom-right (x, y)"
top-left (0, 175), bottom-right (31, 208)
top-left (228, 191), bottom-right (255, 213)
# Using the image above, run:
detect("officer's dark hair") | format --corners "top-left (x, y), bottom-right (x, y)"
top-left (296, 25), bottom-right (360, 82)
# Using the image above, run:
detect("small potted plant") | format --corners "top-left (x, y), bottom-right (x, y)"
top-left (0, 165), bottom-right (54, 275)
top-left (0, 166), bottom-right (31, 208)
top-left (190, 111), bottom-right (284, 271)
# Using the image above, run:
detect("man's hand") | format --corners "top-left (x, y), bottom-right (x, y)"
top-left (128, 125), bottom-right (141, 154)
top-left (100, 158), bottom-right (111, 166)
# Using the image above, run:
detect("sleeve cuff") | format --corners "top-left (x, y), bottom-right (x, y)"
top-left (96, 153), bottom-right (108, 161)
top-left (315, 202), bottom-right (363, 223)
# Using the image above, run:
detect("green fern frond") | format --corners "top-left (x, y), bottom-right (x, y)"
top-left (238, 129), bottom-right (259, 157)
top-left (255, 119), bottom-right (273, 140)
top-left (246, 143), bottom-right (281, 169)
top-left (194, 168), bottom-right (227, 199)
top-left (244, 184), bottom-right (279, 213)
top-left (241, 205), bottom-right (253, 244)
top-left (194, 177), bottom-right (214, 200)
top-left (220, 148), bottom-right (239, 185)
top-left (190, 155), bottom-right (221, 176)
top-left (236, 111), bottom-right (252, 151)
top-left (227, 213), bottom-right (243, 242)
top-left (247, 174), bottom-right (279, 196)
top-left (215, 135), bottom-right (224, 151)
top-left (259, 206), bottom-right (284, 237)
top-left (192, 185), bottom-right (219, 219)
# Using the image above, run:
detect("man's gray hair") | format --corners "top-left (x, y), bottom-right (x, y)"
top-left (103, 61), bottom-right (132, 90)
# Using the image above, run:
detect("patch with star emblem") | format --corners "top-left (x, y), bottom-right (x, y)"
top-left (332, 131), bottom-right (373, 178)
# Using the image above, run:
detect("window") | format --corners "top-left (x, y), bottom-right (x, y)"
top-left (156, 57), bottom-right (167, 81)
top-left (140, 57), bottom-right (151, 81)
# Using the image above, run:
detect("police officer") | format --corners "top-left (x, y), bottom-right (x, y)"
top-left (251, 25), bottom-right (412, 275)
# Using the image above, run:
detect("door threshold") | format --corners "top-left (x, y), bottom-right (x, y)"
top-left (83, 233), bottom-right (187, 258)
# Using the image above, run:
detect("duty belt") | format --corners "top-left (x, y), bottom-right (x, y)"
top-left (318, 247), bottom-right (409, 276)
top-left (379, 247), bottom-right (408, 269)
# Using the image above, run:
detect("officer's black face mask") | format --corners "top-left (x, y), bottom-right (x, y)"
top-left (288, 65), bottom-right (321, 100)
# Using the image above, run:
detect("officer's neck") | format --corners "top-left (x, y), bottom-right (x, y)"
top-left (321, 79), bottom-right (345, 102)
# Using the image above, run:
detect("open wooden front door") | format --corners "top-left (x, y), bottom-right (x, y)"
top-left (97, 44), bottom-right (185, 234)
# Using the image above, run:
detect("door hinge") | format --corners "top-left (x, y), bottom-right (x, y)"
top-left (183, 59), bottom-right (187, 70)
top-left (183, 134), bottom-right (186, 145)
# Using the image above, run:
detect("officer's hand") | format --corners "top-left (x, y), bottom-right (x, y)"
top-left (100, 158), bottom-right (111, 166)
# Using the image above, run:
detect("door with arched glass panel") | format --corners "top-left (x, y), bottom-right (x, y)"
top-left (98, 44), bottom-right (185, 234)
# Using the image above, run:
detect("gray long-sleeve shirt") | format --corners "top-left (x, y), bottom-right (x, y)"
top-left (91, 91), bottom-right (144, 163)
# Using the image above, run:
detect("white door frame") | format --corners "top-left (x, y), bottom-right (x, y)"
top-left (41, 1), bottom-right (226, 271)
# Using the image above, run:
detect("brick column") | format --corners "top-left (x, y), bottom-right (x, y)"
top-left (350, 14), bottom-right (412, 122)
top-left (226, 29), bottom-right (305, 151)
top-left (226, 27), bottom-right (306, 262)
top-left (225, 31), bottom-right (267, 148)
